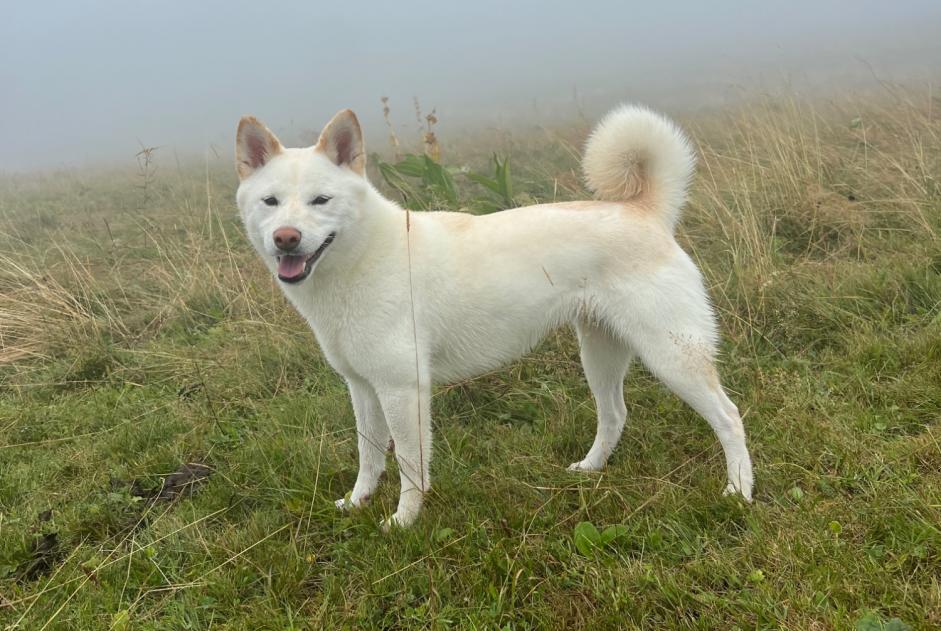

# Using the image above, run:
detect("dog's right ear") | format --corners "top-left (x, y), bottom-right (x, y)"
top-left (236, 116), bottom-right (283, 180)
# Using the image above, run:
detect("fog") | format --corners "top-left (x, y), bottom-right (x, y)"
top-left (2, 0), bottom-right (939, 172)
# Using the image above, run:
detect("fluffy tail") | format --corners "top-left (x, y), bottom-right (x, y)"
top-left (582, 105), bottom-right (695, 231)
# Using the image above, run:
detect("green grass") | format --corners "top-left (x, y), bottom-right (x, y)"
top-left (1, 89), bottom-right (940, 629)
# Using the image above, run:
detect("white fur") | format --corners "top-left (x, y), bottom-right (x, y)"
top-left (235, 106), bottom-right (753, 529)
top-left (583, 104), bottom-right (696, 229)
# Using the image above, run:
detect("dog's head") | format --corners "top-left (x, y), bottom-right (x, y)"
top-left (235, 110), bottom-right (367, 284)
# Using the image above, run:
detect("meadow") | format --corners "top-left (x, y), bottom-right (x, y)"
top-left (0, 87), bottom-right (939, 630)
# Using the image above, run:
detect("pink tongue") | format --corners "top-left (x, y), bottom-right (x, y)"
top-left (278, 255), bottom-right (307, 278)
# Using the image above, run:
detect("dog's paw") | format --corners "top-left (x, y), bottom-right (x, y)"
top-left (567, 459), bottom-right (603, 473)
top-left (335, 493), bottom-right (370, 511)
top-left (379, 509), bottom-right (419, 532)
top-left (722, 482), bottom-right (753, 502)
top-left (379, 514), bottom-right (403, 533)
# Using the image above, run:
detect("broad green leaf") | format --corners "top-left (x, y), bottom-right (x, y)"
top-left (600, 524), bottom-right (628, 545)
top-left (422, 156), bottom-right (457, 205)
top-left (392, 154), bottom-right (426, 177)
top-left (573, 521), bottom-right (602, 556)
top-left (435, 527), bottom-right (455, 543)
top-left (854, 612), bottom-right (882, 631)
top-left (467, 172), bottom-right (503, 196)
top-left (854, 612), bottom-right (910, 631)
top-left (112, 610), bottom-right (131, 631)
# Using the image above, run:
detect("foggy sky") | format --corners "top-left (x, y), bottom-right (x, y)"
top-left (2, 0), bottom-right (939, 172)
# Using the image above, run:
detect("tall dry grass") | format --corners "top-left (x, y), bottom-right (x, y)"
top-left (690, 90), bottom-right (938, 273)
top-left (0, 87), bottom-right (937, 375)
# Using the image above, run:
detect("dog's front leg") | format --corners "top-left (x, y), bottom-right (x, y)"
top-left (375, 384), bottom-right (432, 529)
top-left (336, 376), bottom-right (391, 510)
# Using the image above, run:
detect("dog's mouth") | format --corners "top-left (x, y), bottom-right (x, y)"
top-left (276, 232), bottom-right (336, 284)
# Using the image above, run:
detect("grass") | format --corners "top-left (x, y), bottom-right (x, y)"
top-left (1, 87), bottom-right (939, 629)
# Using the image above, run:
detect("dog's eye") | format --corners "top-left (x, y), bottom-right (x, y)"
top-left (262, 196), bottom-right (279, 207)
top-left (309, 195), bottom-right (332, 206)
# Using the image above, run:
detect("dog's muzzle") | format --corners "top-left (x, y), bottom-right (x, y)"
top-left (276, 232), bottom-right (336, 283)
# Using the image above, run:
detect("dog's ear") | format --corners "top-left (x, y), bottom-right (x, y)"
top-left (316, 109), bottom-right (365, 175)
top-left (236, 116), bottom-right (283, 180)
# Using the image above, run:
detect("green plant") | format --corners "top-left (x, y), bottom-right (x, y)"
top-left (375, 152), bottom-right (517, 214)
top-left (573, 521), bottom-right (628, 556)
top-left (375, 153), bottom-right (458, 210)
top-left (467, 154), bottom-right (514, 212)
top-left (854, 612), bottom-right (912, 631)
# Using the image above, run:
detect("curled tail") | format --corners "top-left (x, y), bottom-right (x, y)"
top-left (582, 105), bottom-right (696, 231)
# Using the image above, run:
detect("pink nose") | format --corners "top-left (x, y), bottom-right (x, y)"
top-left (273, 227), bottom-right (301, 251)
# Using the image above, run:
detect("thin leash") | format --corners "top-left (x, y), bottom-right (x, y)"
top-left (405, 209), bottom-right (426, 492)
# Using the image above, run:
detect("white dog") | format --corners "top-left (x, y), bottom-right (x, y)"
top-left (235, 106), bottom-right (753, 528)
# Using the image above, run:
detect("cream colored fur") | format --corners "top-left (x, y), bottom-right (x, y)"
top-left (235, 107), bottom-right (753, 529)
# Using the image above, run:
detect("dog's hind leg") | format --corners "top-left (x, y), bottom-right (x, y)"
top-left (568, 319), bottom-right (634, 472)
top-left (629, 327), bottom-right (753, 500)
top-left (601, 253), bottom-right (754, 499)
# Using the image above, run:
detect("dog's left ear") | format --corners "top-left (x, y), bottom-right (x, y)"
top-left (316, 109), bottom-right (365, 175)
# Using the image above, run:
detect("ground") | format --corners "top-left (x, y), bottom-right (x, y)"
top-left (1, 88), bottom-right (939, 629)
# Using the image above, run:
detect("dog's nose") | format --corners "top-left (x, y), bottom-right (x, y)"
top-left (273, 227), bottom-right (301, 251)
